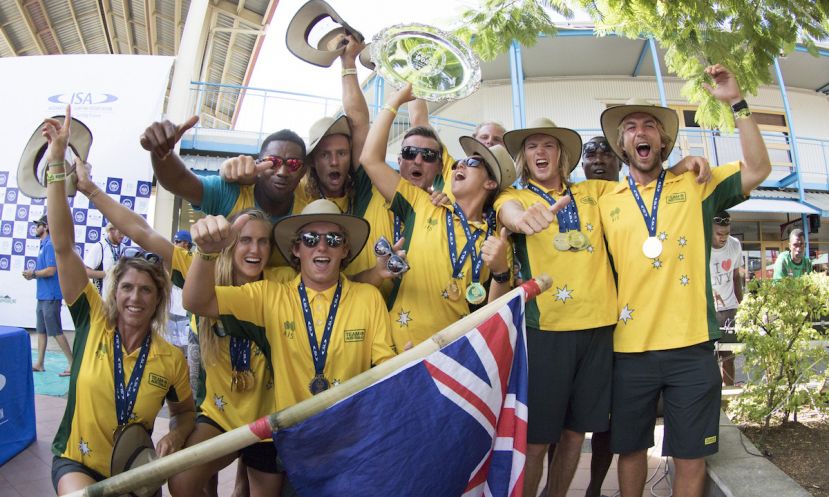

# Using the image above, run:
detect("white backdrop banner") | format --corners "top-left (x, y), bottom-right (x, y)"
top-left (0, 54), bottom-right (174, 329)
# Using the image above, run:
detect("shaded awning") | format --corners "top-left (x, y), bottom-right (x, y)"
top-left (728, 198), bottom-right (820, 214)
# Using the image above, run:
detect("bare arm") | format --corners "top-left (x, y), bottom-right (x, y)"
top-left (482, 228), bottom-right (512, 302)
top-left (407, 98), bottom-right (430, 128)
top-left (359, 85), bottom-right (416, 201)
top-left (139, 116), bottom-right (204, 205)
top-left (42, 109), bottom-right (89, 304)
top-left (733, 269), bottom-right (743, 303)
top-left (702, 64), bottom-right (771, 195)
top-left (156, 397), bottom-right (196, 457)
top-left (341, 35), bottom-right (370, 170)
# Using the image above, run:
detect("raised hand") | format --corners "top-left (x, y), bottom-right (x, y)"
top-left (671, 155), bottom-right (711, 184)
top-left (702, 64), bottom-right (743, 106)
top-left (220, 156), bottom-right (274, 185)
top-left (73, 158), bottom-right (96, 194)
top-left (428, 187), bottom-right (451, 207)
top-left (388, 83), bottom-right (416, 109)
top-left (41, 105), bottom-right (72, 162)
top-left (340, 33), bottom-right (365, 64)
top-left (191, 214), bottom-right (249, 254)
top-left (481, 228), bottom-right (510, 274)
top-left (513, 196), bottom-right (570, 235)
top-left (139, 115), bottom-right (199, 160)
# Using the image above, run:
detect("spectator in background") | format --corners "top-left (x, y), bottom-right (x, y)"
top-left (24, 214), bottom-right (73, 375)
top-left (773, 228), bottom-right (812, 279)
top-left (83, 222), bottom-right (126, 294)
top-left (167, 230), bottom-right (193, 355)
top-left (709, 211), bottom-right (743, 386)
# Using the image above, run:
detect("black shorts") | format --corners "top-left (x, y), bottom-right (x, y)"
top-left (610, 341), bottom-right (721, 458)
top-left (51, 456), bottom-right (105, 492)
top-left (526, 325), bottom-right (613, 444)
top-left (196, 415), bottom-right (280, 473)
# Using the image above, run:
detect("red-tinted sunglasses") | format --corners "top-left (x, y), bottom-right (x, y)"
top-left (258, 155), bottom-right (304, 173)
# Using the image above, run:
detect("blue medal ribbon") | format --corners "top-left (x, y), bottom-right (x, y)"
top-left (229, 336), bottom-right (251, 374)
top-left (526, 183), bottom-right (581, 232)
top-left (113, 330), bottom-right (152, 427)
top-left (627, 170), bottom-right (666, 237)
top-left (298, 279), bottom-right (343, 380)
top-left (393, 214), bottom-right (402, 244)
top-left (446, 203), bottom-right (493, 284)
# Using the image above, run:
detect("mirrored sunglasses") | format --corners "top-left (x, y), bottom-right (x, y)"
top-left (400, 146), bottom-right (440, 163)
top-left (713, 216), bottom-right (731, 226)
top-left (373, 237), bottom-right (409, 276)
top-left (121, 246), bottom-right (162, 265)
top-left (298, 231), bottom-right (346, 248)
top-left (258, 155), bottom-right (304, 173)
top-left (582, 140), bottom-right (613, 156)
top-left (451, 156), bottom-right (487, 170)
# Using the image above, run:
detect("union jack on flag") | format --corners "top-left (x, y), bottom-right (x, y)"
top-left (275, 291), bottom-right (529, 497)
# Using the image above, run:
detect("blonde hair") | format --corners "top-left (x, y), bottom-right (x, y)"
top-left (615, 117), bottom-right (673, 164)
top-left (102, 258), bottom-right (170, 339)
top-left (198, 209), bottom-right (273, 366)
top-left (516, 136), bottom-right (572, 188)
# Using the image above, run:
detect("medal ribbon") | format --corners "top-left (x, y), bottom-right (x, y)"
top-left (298, 279), bottom-right (343, 380)
top-left (229, 336), bottom-right (251, 373)
top-left (627, 170), bottom-right (666, 237)
top-left (113, 330), bottom-right (151, 427)
top-left (393, 214), bottom-right (402, 244)
top-left (526, 183), bottom-right (581, 232)
top-left (446, 203), bottom-right (492, 283)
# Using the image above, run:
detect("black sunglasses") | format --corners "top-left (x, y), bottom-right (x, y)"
top-left (121, 246), bottom-right (162, 265)
top-left (451, 157), bottom-right (487, 170)
top-left (400, 146), bottom-right (440, 163)
top-left (582, 141), bottom-right (613, 156)
top-left (713, 216), bottom-right (731, 226)
top-left (298, 231), bottom-right (346, 249)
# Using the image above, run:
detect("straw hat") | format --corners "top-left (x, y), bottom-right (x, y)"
top-left (600, 97), bottom-right (679, 163)
top-left (286, 0), bottom-right (373, 69)
top-left (17, 115), bottom-right (92, 199)
top-left (502, 118), bottom-right (582, 173)
top-left (273, 199), bottom-right (370, 265)
top-left (457, 137), bottom-right (517, 191)
top-left (110, 424), bottom-right (161, 497)
top-left (306, 115), bottom-right (351, 158)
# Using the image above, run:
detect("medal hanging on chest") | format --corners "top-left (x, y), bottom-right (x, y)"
top-left (112, 330), bottom-right (151, 440)
top-left (446, 204), bottom-right (492, 305)
top-left (298, 279), bottom-right (343, 395)
top-left (527, 184), bottom-right (587, 252)
top-left (229, 336), bottom-right (254, 392)
top-left (627, 170), bottom-right (666, 259)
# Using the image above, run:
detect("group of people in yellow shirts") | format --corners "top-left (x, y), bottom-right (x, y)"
top-left (42, 33), bottom-right (772, 497)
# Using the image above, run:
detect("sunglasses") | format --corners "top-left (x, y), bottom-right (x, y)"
top-left (713, 216), bottom-right (731, 226)
top-left (298, 231), bottom-right (346, 249)
top-left (582, 141), bottom-right (613, 156)
top-left (373, 236), bottom-right (410, 276)
top-left (258, 155), bottom-right (304, 173)
top-left (451, 156), bottom-right (488, 170)
top-left (121, 246), bottom-right (162, 265)
top-left (400, 146), bottom-right (440, 163)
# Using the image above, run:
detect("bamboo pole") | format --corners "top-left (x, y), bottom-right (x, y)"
top-left (63, 276), bottom-right (551, 497)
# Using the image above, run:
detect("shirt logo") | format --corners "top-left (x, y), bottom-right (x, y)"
top-left (283, 321), bottom-right (296, 339)
top-left (426, 218), bottom-right (438, 231)
top-left (344, 329), bottom-right (366, 342)
top-left (148, 373), bottom-right (169, 390)
top-left (580, 196), bottom-right (597, 205)
top-left (610, 207), bottom-right (621, 222)
top-left (667, 192), bottom-right (686, 204)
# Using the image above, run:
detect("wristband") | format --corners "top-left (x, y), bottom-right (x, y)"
top-left (381, 104), bottom-right (398, 117)
top-left (492, 270), bottom-right (512, 284)
top-left (88, 189), bottom-right (101, 200)
top-left (47, 160), bottom-right (67, 169)
top-left (342, 68), bottom-right (358, 77)
top-left (46, 171), bottom-right (66, 183)
top-left (196, 248), bottom-right (220, 262)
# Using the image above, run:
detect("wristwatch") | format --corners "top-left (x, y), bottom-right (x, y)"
top-left (491, 270), bottom-right (512, 284)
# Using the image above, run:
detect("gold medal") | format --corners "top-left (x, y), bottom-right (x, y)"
top-left (309, 374), bottom-right (330, 394)
top-left (244, 371), bottom-right (255, 392)
top-left (447, 280), bottom-right (461, 301)
top-left (238, 371), bottom-right (247, 392)
top-left (567, 231), bottom-right (589, 251)
top-left (553, 233), bottom-right (571, 251)
top-left (465, 282), bottom-right (486, 305)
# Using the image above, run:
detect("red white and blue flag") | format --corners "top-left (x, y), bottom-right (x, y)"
top-left (274, 292), bottom-right (529, 497)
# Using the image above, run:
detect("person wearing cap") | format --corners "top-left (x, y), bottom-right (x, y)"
top-left (183, 199), bottom-right (396, 415)
top-left (42, 108), bottom-right (195, 495)
top-left (83, 222), bottom-right (126, 294)
top-left (598, 64), bottom-right (771, 497)
top-left (24, 214), bottom-right (73, 375)
top-left (710, 211), bottom-right (743, 387)
top-left (360, 84), bottom-right (515, 349)
top-left (166, 230), bottom-right (192, 355)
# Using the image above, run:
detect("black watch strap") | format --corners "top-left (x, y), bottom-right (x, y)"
top-left (492, 270), bottom-right (511, 284)
top-left (731, 99), bottom-right (749, 113)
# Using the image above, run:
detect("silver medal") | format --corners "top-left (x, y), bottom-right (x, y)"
top-left (642, 237), bottom-right (663, 258)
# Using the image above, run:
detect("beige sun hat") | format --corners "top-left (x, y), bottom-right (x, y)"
top-left (306, 115), bottom-right (352, 158)
top-left (600, 97), bottom-right (679, 163)
top-left (502, 118), bottom-right (583, 173)
top-left (17, 115), bottom-right (92, 199)
top-left (458, 137), bottom-right (517, 191)
top-left (110, 424), bottom-right (161, 497)
top-left (286, 0), bottom-right (373, 69)
top-left (273, 199), bottom-right (370, 265)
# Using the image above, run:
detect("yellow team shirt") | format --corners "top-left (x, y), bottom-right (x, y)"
top-left (599, 162), bottom-right (745, 353)
top-left (388, 179), bottom-right (500, 349)
top-left (495, 180), bottom-right (617, 331)
top-left (215, 275), bottom-right (395, 411)
top-left (53, 283), bottom-right (191, 477)
top-left (294, 176), bottom-right (350, 213)
top-left (170, 247), bottom-right (294, 431)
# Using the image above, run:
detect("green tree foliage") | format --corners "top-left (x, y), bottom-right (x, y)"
top-left (453, 0), bottom-right (829, 129)
top-left (730, 274), bottom-right (829, 438)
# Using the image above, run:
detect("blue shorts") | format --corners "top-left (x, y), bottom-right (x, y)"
top-left (36, 300), bottom-right (63, 336)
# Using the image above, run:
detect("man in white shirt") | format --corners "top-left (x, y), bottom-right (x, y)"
top-left (82, 222), bottom-right (125, 294)
top-left (710, 211), bottom-right (743, 386)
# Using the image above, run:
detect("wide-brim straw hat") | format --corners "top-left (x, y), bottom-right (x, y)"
top-left (502, 118), bottom-right (583, 173)
top-left (458, 137), bottom-right (517, 191)
top-left (286, 0), bottom-right (373, 69)
top-left (307, 115), bottom-right (351, 158)
top-left (600, 97), bottom-right (679, 163)
top-left (110, 424), bottom-right (161, 497)
top-left (17, 115), bottom-right (92, 199)
top-left (273, 199), bottom-right (370, 265)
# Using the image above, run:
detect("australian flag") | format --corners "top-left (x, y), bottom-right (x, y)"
top-left (275, 292), bottom-right (528, 497)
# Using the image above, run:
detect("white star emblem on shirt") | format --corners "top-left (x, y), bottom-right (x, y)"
top-left (619, 305), bottom-right (634, 324)
top-left (678, 236), bottom-right (688, 247)
top-left (213, 394), bottom-right (227, 411)
top-left (440, 290), bottom-right (449, 299)
top-left (554, 285), bottom-right (574, 303)
top-left (678, 253), bottom-right (685, 261)
top-left (651, 257), bottom-right (663, 269)
top-left (658, 231), bottom-right (668, 241)
top-left (586, 223), bottom-right (594, 232)
top-left (680, 275), bottom-right (690, 286)
top-left (78, 439), bottom-right (91, 455)
top-left (587, 245), bottom-right (594, 253)
top-left (397, 310), bottom-right (412, 327)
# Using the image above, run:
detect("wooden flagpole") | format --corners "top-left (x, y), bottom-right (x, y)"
top-left (63, 275), bottom-right (551, 497)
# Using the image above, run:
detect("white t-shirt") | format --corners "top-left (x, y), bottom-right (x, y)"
top-left (83, 239), bottom-right (124, 294)
top-left (710, 236), bottom-right (742, 311)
